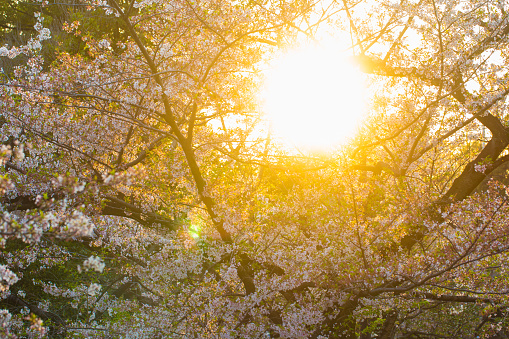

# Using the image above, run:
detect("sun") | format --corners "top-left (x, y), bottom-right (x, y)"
top-left (263, 36), bottom-right (367, 152)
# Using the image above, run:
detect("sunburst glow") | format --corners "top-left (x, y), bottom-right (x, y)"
top-left (263, 37), bottom-right (367, 151)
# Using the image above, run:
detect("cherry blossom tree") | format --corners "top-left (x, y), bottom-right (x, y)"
top-left (1, 0), bottom-right (509, 338)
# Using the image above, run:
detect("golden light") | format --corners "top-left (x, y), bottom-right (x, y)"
top-left (263, 36), bottom-right (367, 151)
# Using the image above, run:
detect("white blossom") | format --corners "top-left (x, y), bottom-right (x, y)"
top-left (474, 163), bottom-right (487, 173)
top-left (87, 283), bottom-right (101, 296)
top-left (98, 39), bottom-right (110, 49)
top-left (82, 255), bottom-right (105, 273)
top-left (0, 265), bottom-right (18, 292)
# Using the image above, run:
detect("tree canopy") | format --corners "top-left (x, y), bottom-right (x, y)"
top-left (1, 0), bottom-right (509, 338)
